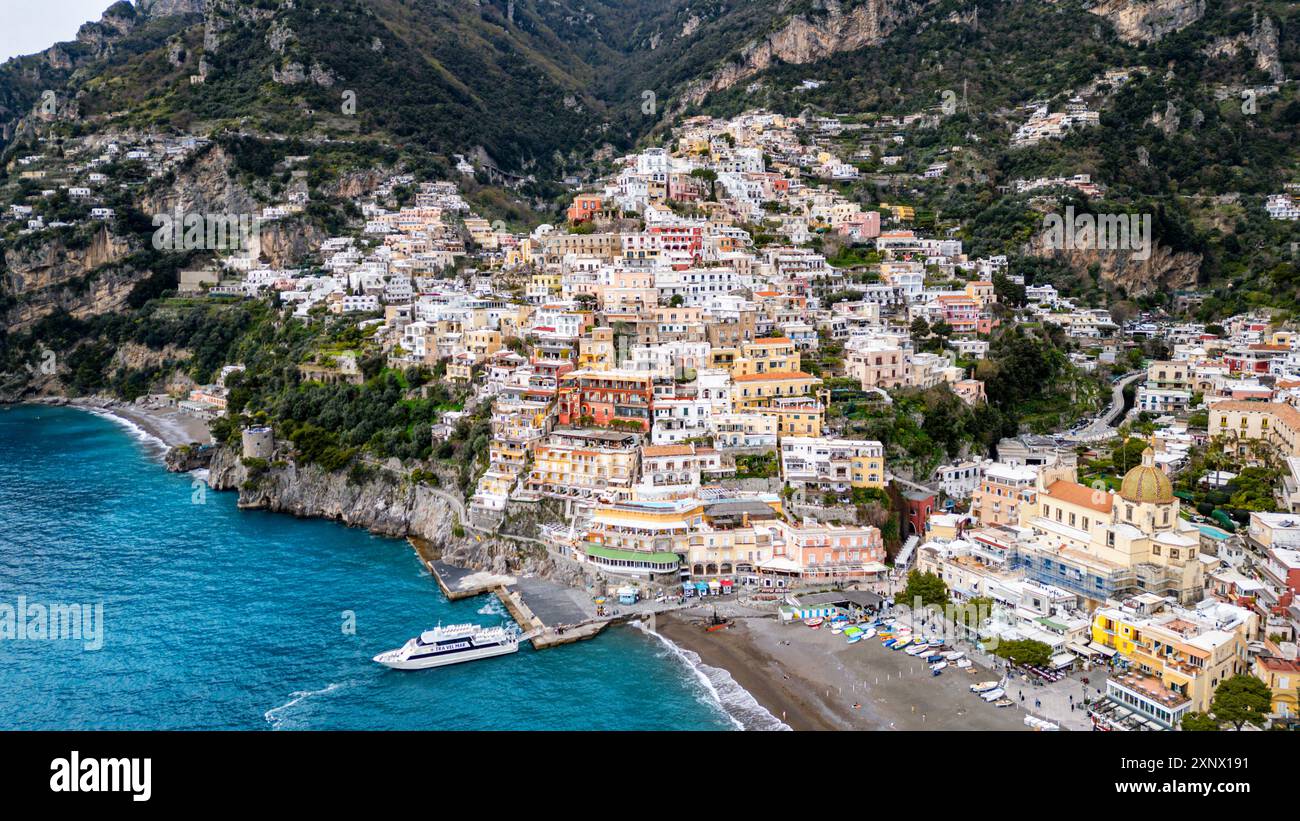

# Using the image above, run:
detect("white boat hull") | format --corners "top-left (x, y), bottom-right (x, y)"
top-left (374, 640), bottom-right (520, 670)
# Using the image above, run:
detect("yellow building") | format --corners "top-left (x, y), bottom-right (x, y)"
top-left (732, 336), bottom-right (801, 377)
top-left (524, 429), bottom-right (640, 502)
top-left (1018, 450), bottom-right (1205, 604)
top-left (584, 495), bottom-right (786, 579)
top-left (579, 327), bottom-right (616, 371)
top-left (756, 397), bottom-right (825, 438)
top-left (1090, 599), bottom-right (1249, 714)
top-left (464, 329), bottom-right (502, 360)
top-left (1207, 400), bottom-right (1300, 458)
top-left (1254, 656), bottom-right (1300, 721)
top-left (731, 370), bottom-right (821, 410)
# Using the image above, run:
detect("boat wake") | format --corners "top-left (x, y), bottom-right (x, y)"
top-left (264, 681), bottom-right (352, 729)
top-left (631, 621), bottom-right (791, 732)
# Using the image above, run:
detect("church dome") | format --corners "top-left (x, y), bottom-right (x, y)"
top-left (1119, 448), bottom-right (1174, 504)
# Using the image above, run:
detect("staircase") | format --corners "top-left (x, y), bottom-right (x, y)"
top-left (894, 534), bottom-right (920, 570)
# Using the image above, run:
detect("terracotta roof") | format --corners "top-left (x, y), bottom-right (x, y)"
top-left (642, 444), bottom-right (694, 457)
top-left (1044, 480), bottom-right (1113, 514)
top-left (752, 336), bottom-right (793, 345)
top-left (1210, 401), bottom-right (1300, 432)
top-left (1258, 656), bottom-right (1300, 674)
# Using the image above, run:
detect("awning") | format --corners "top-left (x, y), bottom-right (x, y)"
top-left (757, 556), bottom-right (801, 573)
top-left (1067, 642), bottom-right (1098, 657)
top-left (1050, 652), bottom-right (1075, 669)
top-left (1087, 641), bottom-right (1117, 657)
top-left (860, 561), bottom-right (888, 573)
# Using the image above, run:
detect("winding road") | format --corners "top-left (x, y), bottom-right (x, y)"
top-left (1067, 370), bottom-right (1143, 442)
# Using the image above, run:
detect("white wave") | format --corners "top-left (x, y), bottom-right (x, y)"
top-left (264, 681), bottom-right (350, 730)
top-left (477, 597), bottom-right (507, 617)
top-left (80, 406), bottom-right (168, 454)
top-left (190, 468), bottom-right (210, 483)
top-left (631, 621), bottom-right (791, 732)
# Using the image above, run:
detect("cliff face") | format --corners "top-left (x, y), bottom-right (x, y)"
top-left (681, 0), bottom-right (929, 106)
top-left (139, 143), bottom-right (259, 218)
top-left (2, 227), bottom-right (134, 330)
top-left (1088, 0), bottom-right (1205, 45)
top-left (201, 446), bottom-right (567, 578)
top-left (1030, 241), bottom-right (1202, 296)
top-left (1204, 15), bottom-right (1285, 83)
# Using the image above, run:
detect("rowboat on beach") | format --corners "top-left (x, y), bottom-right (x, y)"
top-left (804, 617), bottom-right (823, 628)
top-left (861, 628), bottom-right (877, 640)
top-left (970, 681), bottom-right (1000, 693)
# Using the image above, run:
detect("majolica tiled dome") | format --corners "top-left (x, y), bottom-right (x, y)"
top-left (1119, 447), bottom-right (1173, 504)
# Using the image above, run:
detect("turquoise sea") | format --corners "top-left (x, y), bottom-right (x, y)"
top-left (0, 404), bottom-right (747, 730)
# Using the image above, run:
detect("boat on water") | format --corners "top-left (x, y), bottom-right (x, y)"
top-left (373, 623), bottom-right (521, 670)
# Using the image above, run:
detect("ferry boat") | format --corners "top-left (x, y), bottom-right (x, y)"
top-left (373, 623), bottom-right (521, 670)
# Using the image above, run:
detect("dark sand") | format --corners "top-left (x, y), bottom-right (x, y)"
top-left (658, 609), bottom-right (1032, 731)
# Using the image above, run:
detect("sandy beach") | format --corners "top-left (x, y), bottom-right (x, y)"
top-left (658, 608), bottom-right (1033, 731)
top-left (34, 397), bottom-right (212, 450)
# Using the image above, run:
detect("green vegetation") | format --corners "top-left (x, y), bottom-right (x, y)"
top-left (989, 638), bottom-right (1054, 669)
top-left (733, 451), bottom-right (779, 479)
top-left (1181, 675), bottom-right (1275, 730)
top-left (899, 569), bottom-right (948, 609)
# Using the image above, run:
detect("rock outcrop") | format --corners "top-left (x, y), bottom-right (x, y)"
top-left (2, 227), bottom-right (134, 329)
top-left (681, 0), bottom-right (930, 106)
top-left (199, 446), bottom-right (567, 579)
top-left (1088, 0), bottom-right (1205, 45)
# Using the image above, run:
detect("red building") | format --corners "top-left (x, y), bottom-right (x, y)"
top-left (557, 369), bottom-right (654, 432)
top-left (902, 490), bottom-right (936, 538)
top-left (566, 194), bottom-right (603, 224)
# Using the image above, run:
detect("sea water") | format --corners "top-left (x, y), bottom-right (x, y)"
top-left (0, 405), bottom-right (738, 730)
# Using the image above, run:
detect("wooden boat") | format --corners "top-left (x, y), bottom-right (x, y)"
top-left (804, 617), bottom-right (824, 628)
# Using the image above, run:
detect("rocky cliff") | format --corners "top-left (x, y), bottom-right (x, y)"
top-left (2, 227), bottom-right (134, 329)
top-left (1029, 240), bottom-right (1202, 297)
top-left (1088, 0), bottom-right (1205, 45)
top-left (201, 445), bottom-right (569, 580)
top-left (681, 0), bottom-right (930, 106)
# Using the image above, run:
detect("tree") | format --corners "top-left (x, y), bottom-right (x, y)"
top-left (1209, 674), bottom-right (1273, 730)
top-left (1111, 437), bottom-right (1148, 473)
top-left (989, 638), bottom-right (1053, 668)
top-left (900, 569), bottom-right (948, 608)
top-left (1179, 711), bottom-right (1222, 731)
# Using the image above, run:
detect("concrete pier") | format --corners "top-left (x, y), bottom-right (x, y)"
top-left (413, 539), bottom-right (640, 651)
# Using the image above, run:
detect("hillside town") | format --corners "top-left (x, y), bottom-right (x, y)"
top-left (6, 106), bottom-right (1300, 733)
